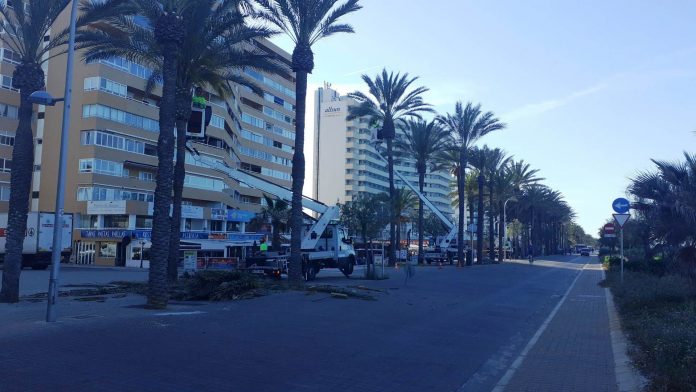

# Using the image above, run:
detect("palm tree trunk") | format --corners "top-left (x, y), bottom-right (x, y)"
top-left (417, 171), bottom-right (425, 265)
top-left (288, 69), bottom-right (308, 288)
top-left (272, 220), bottom-right (281, 251)
top-left (488, 182), bottom-right (495, 261)
top-left (498, 200), bottom-right (505, 263)
top-left (168, 118), bottom-right (187, 282)
top-left (147, 41), bottom-right (179, 309)
top-left (387, 138), bottom-right (396, 267)
top-left (0, 65), bottom-right (42, 303)
top-left (476, 173), bottom-right (485, 264)
top-left (468, 186), bottom-right (475, 264)
top-left (458, 149), bottom-right (467, 266)
top-left (168, 86), bottom-right (192, 282)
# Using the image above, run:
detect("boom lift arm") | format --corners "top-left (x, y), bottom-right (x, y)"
top-left (371, 145), bottom-right (459, 249)
top-left (185, 143), bottom-right (338, 250)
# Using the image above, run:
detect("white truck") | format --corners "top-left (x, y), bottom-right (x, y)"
top-left (186, 144), bottom-right (356, 281)
top-left (0, 212), bottom-right (73, 269)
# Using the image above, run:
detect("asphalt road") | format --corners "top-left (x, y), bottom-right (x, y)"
top-left (0, 256), bottom-right (597, 392)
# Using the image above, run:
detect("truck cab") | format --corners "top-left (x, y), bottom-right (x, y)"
top-left (302, 224), bottom-right (356, 278)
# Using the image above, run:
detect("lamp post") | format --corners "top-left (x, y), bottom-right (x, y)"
top-left (35, 0), bottom-right (78, 323)
top-left (502, 196), bottom-right (517, 261)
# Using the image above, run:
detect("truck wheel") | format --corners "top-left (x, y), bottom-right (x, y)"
top-left (304, 264), bottom-right (317, 281)
top-left (340, 258), bottom-right (355, 278)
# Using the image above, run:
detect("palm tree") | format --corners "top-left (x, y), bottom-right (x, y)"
top-left (80, 0), bottom-right (192, 308)
top-left (467, 146), bottom-right (488, 264)
top-left (437, 102), bottom-right (505, 266)
top-left (483, 148), bottom-right (509, 261)
top-left (259, 194), bottom-right (289, 251)
top-left (494, 159), bottom-right (542, 262)
top-left (157, 2), bottom-right (278, 282)
top-left (255, 0), bottom-right (362, 288)
top-left (394, 120), bottom-right (449, 264)
top-left (0, 1), bottom-right (71, 303)
top-left (347, 69), bottom-right (432, 266)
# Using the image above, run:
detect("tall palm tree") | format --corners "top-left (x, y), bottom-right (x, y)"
top-left (437, 102), bottom-right (505, 266)
top-left (467, 146), bottom-right (488, 264)
top-left (0, 0), bottom-right (71, 303)
top-left (482, 148), bottom-right (509, 261)
top-left (155, 2), bottom-right (278, 282)
top-left (494, 159), bottom-right (542, 262)
top-left (394, 120), bottom-right (449, 264)
top-left (259, 194), bottom-right (289, 251)
top-left (80, 0), bottom-right (192, 308)
top-left (255, 0), bottom-right (361, 288)
top-left (347, 69), bottom-right (432, 266)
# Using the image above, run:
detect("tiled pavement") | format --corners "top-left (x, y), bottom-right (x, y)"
top-left (497, 262), bottom-right (619, 391)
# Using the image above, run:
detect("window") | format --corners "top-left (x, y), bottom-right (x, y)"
top-left (0, 74), bottom-right (16, 91)
top-left (92, 57), bottom-right (153, 80)
top-left (1, 48), bottom-right (21, 65)
top-left (0, 185), bottom-right (9, 201)
top-left (79, 158), bottom-right (123, 176)
top-left (264, 93), bottom-right (295, 111)
top-left (0, 103), bottom-right (18, 119)
top-left (78, 215), bottom-right (99, 229)
top-left (184, 174), bottom-right (226, 191)
top-left (0, 158), bottom-right (11, 173)
top-left (82, 104), bottom-right (159, 132)
top-left (135, 215), bottom-right (153, 229)
top-left (210, 115), bottom-right (225, 129)
top-left (103, 215), bottom-right (129, 229)
top-left (77, 186), bottom-right (153, 202)
top-left (241, 113), bottom-right (265, 129)
top-left (84, 77), bottom-right (127, 97)
top-left (139, 171), bottom-right (154, 182)
top-left (81, 130), bottom-right (156, 156)
top-left (0, 131), bottom-right (14, 146)
top-left (99, 242), bottom-right (117, 258)
top-left (263, 106), bottom-right (293, 124)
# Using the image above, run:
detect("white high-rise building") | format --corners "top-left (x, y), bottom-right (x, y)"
top-left (313, 83), bottom-right (453, 215)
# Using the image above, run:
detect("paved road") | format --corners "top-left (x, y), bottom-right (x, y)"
top-left (0, 256), bottom-right (617, 391)
top-left (0, 265), bottom-right (149, 296)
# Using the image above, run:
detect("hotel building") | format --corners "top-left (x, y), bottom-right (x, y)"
top-left (0, 2), bottom-right (296, 267)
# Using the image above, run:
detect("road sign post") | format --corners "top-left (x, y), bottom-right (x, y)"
top-left (613, 213), bottom-right (631, 283)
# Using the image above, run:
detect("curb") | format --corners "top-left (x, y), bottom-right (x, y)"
top-left (603, 270), bottom-right (648, 391)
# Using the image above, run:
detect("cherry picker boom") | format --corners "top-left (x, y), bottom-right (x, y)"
top-left (186, 143), bottom-right (356, 280)
top-left (371, 146), bottom-right (464, 263)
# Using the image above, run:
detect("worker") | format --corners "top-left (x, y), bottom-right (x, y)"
top-left (259, 238), bottom-right (268, 253)
top-left (192, 86), bottom-right (207, 109)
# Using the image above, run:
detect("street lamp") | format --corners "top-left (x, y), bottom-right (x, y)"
top-left (38, 0), bottom-right (78, 323)
top-left (502, 196), bottom-right (518, 261)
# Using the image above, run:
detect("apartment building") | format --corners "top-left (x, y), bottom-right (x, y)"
top-left (313, 83), bottom-right (453, 215)
top-left (0, 3), bottom-right (296, 267)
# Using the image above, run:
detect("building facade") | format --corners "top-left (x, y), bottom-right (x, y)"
top-left (0, 3), bottom-right (296, 267)
top-left (313, 83), bottom-right (453, 215)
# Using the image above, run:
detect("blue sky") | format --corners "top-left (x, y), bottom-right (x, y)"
top-left (269, 0), bottom-right (696, 235)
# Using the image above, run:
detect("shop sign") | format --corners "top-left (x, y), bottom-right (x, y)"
top-left (80, 229), bottom-right (130, 239)
top-left (211, 208), bottom-right (227, 221)
top-left (226, 209), bottom-right (255, 223)
top-left (87, 201), bottom-right (127, 215)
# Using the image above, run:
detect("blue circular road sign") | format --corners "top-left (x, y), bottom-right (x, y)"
top-left (612, 198), bottom-right (630, 214)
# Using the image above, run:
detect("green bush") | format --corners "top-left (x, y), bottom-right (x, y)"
top-left (608, 271), bottom-right (696, 391)
top-left (176, 270), bottom-right (261, 301)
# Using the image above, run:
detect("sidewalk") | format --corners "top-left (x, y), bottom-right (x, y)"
top-left (494, 261), bottom-right (621, 392)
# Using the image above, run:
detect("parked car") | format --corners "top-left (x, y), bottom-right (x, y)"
top-left (580, 248), bottom-right (591, 256)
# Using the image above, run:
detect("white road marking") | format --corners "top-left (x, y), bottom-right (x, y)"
top-left (153, 311), bottom-right (206, 317)
top-left (490, 262), bottom-right (587, 392)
